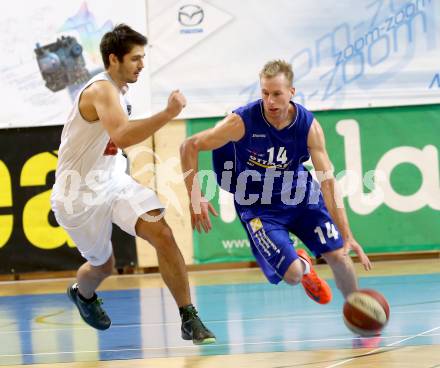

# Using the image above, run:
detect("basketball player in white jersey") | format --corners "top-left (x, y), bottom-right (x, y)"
top-left (51, 24), bottom-right (215, 344)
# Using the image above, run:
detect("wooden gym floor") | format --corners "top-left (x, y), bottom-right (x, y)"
top-left (0, 259), bottom-right (439, 367)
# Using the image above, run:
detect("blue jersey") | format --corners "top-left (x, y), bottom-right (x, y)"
top-left (213, 100), bottom-right (315, 206)
top-left (212, 100), bottom-right (343, 284)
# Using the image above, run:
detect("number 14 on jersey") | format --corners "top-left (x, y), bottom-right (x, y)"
top-left (267, 146), bottom-right (287, 164)
top-left (314, 222), bottom-right (339, 244)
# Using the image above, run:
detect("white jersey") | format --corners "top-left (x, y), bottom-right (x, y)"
top-left (51, 72), bottom-right (130, 226)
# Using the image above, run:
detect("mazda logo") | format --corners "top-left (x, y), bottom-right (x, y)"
top-left (178, 5), bottom-right (204, 27)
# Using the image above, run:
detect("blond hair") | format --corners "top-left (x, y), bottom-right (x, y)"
top-left (259, 60), bottom-right (294, 86)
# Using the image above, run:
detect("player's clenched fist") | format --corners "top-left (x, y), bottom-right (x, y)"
top-left (165, 90), bottom-right (186, 118)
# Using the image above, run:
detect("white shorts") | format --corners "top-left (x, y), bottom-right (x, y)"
top-left (51, 174), bottom-right (164, 266)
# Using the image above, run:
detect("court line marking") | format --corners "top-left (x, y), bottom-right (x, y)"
top-left (0, 312), bottom-right (350, 334)
top-left (323, 325), bottom-right (440, 368)
top-left (1, 331), bottom-right (440, 358)
top-left (1, 307), bottom-right (440, 334)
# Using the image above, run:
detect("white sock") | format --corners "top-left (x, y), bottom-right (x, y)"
top-left (299, 257), bottom-right (310, 275)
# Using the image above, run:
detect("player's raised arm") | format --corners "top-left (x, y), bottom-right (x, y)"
top-left (307, 119), bottom-right (372, 271)
top-left (93, 82), bottom-right (185, 149)
top-left (180, 113), bottom-right (245, 233)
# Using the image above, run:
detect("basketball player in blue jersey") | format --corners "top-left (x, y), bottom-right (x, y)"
top-left (180, 60), bottom-right (372, 304)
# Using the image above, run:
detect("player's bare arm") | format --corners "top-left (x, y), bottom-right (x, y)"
top-left (307, 119), bottom-right (372, 270)
top-left (180, 113), bottom-right (245, 233)
top-left (88, 81), bottom-right (185, 148)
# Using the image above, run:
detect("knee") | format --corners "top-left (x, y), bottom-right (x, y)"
top-left (137, 216), bottom-right (175, 246)
top-left (284, 273), bottom-right (302, 286)
top-left (148, 225), bottom-right (176, 251)
top-left (283, 262), bottom-right (303, 286)
top-left (323, 249), bottom-right (347, 266)
top-left (94, 255), bottom-right (115, 277)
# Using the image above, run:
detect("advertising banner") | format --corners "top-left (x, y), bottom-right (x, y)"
top-left (3, 1), bottom-right (439, 125)
top-left (150, 0), bottom-right (440, 118)
top-left (188, 104), bottom-right (440, 263)
top-left (0, 0), bottom-right (150, 128)
top-left (0, 126), bottom-right (136, 274)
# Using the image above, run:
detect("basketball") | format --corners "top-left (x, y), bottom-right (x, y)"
top-left (343, 289), bottom-right (390, 336)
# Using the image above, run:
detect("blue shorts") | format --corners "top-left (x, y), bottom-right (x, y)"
top-left (236, 196), bottom-right (343, 284)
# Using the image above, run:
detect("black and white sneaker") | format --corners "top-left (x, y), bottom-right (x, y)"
top-left (180, 305), bottom-right (216, 345)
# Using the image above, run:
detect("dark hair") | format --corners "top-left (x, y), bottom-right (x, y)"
top-left (100, 24), bottom-right (147, 69)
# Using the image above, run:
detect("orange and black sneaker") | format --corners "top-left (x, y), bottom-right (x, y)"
top-left (297, 249), bottom-right (332, 305)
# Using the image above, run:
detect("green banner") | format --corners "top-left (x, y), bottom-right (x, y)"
top-left (187, 104), bottom-right (440, 263)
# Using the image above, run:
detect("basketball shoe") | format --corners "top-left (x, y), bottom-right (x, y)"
top-left (297, 249), bottom-right (332, 304)
top-left (180, 304), bottom-right (216, 345)
top-left (67, 283), bottom-right (111, 330)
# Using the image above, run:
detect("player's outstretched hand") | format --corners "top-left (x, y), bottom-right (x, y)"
top-left (343, 238), bottom-right (372, 271)
top-left (165, 90), bottom-right (186, 118)
top-left (190, 197), bottom-right (218, 233)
